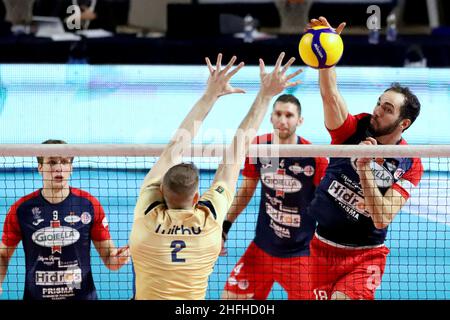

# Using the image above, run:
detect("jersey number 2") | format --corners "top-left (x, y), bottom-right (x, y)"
top-left (171, 240), bottom-right (186, 263)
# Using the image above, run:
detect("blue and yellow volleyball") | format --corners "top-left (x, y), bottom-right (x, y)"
top-left (299, 26), bottom-right (344, 69)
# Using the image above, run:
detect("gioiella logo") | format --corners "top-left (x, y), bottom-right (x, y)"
top-left (32, 222), bottom-right (80, 253)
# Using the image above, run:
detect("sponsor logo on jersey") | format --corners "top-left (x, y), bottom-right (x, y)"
top-left (265, 203), bottom-right (301, 227)
top-left (350, 158), bottom-right (399, 188)
top-left (32, 225), bottom-right (80, 251)
top-left (35, 267), bottom-right (82, 287)
top-left (42, 287), bottom-right (75, 297)
top-left (261, 171), bottom-right (302, 195)
top-left (328, 180), bottom-right (367, 216)
top-left (80, 212), bottom-right (91, 224)
top-left (370, 161), bottom-right (394, 188)
top-left (64, 212), bottom-right (81, 225)
top-left (288, 164), bottom-right (315, 177)
top-left (32, 207), bottom-right (44, 226)
top-left (269, 220), bottom-right (291, 239)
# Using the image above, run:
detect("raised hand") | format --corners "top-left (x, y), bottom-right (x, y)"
top-left (111, 245), bottom-right (131, 267)
top-left (306, 16), bottom-right (346, 35)
top-left (205, 53), bottom-right (245, 98)
top-left (356, 137), bottom-right (378, 170)
top-left (259, 52), bottom-right (303, 98)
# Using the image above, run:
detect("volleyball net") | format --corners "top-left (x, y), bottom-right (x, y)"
top-left (0, 144), bottom-right (449, 300)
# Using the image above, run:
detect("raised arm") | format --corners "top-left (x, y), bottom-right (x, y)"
top-left (213, 52), bottom-right (303, 195)
top-left (308, 16), bottom-right (348, 130)
top-left (141, 54), bottom-right (245, 188)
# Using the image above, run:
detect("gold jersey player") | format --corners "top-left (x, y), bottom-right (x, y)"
top-left (129, 52), bottom-right (303, 299)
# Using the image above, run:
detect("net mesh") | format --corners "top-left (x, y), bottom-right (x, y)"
top-left (0, 144), bottom-right (449, 300)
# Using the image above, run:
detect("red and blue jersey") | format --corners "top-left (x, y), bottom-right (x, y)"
top-left (307, 113), bottom-right (423, 247)
top-left (243, 134), bottom-right (328, 257)
top-left (1, 188), bottom-right (111, 300)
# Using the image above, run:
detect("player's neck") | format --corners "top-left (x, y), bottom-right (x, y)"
top-left (375, 132), bottom-right (402, 145)
top-left (41, 186), bottom-right (70, 204)
top-left (273, 133), bottom-right (297, 145)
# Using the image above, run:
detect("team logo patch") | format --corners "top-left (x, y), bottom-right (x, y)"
top-left (215, 186), bottom-right (224, 194)
top-left (32, 207), bottom-right (44, 226)
top-left (394, 168), bottom-right (405, 180)
top-left (80, 212), bottom-right (92, 224)
top-left (238, 280), bottom-right (249, 290)
top-left (303, 165), bottom-right (315, 177)
top-left (64, 213), bottom-right (81, 225)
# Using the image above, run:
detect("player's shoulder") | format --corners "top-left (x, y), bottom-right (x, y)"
top-left (10, 189), bottom-right (41, 211)
top-left (253, 133), bottom-right (273, 145)
top-left (354, 112), bottom-right (371, 121)
top-left (70, 187), bottom-right (101, 204)
top-left (298, 136), bottom-right (312, 145)
top-left (399, 139), bottom-right (423, 165)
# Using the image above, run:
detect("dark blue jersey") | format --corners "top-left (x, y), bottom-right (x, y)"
top-left (307, 114), bottom-right (423, 247)
top-left (243, 134), bottom-right (328, 257)
top-left (2, 188), bottom-right (111, 300)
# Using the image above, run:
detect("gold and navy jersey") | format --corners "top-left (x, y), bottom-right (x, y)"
top-left (130, 178), bottom-right (233, 300)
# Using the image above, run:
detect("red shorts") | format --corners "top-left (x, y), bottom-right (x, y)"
top-left (224, 241), bottom-right (313, 300)
top-left (309, 235), bottom-right (390, 300)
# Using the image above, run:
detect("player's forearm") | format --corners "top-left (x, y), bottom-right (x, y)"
top-left (227, 188), bottom-right (255, 223)
top-left (164, 94), bottom-right (218, 158)
top-left (319, 68), bottom-right (348, 129)
top-left (358, 165), bottom-right (395, 229)
top-left (214, 93), bottom-right (270, 191)
top-left (0, 251), bottom-right (11, 287)
top-left (173, 94), bottom-right (218, 142)
top-left (230, 92), bottom-right (272, 162)
top-left (319, 67), bottom-right (339, 95)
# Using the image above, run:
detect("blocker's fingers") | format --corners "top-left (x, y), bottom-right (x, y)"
top-left (205, 57), bottom-right (214, 74)
top-left (286, 68), bottom-right (303, 81)
top-left (286, 80), bottom-right (302, 88)
top-left (259, 58), bottom-right (266, 76)
top-left (274, 52), bottom-right (285, 73)
top-left (226, 61), bottom-right (245, 78)
top-left (281, 57), bottom-right (296, 74)
top-left (223, 56), bottom-right (237, 74)
top-left (215, 53), bottom-right (223, 71)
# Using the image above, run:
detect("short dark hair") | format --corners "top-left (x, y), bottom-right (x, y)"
top-left (162, 163), bottom-right (199, 197)
top-left (385, 83), bottom-right (421, 130)
top-left (37, 139), bottom-right (73, 164)
top-left (273, 94), bottom-right (301, 116)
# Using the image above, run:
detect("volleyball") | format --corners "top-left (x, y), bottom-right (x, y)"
top-left (298, 26), bottom-right (344, 69)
